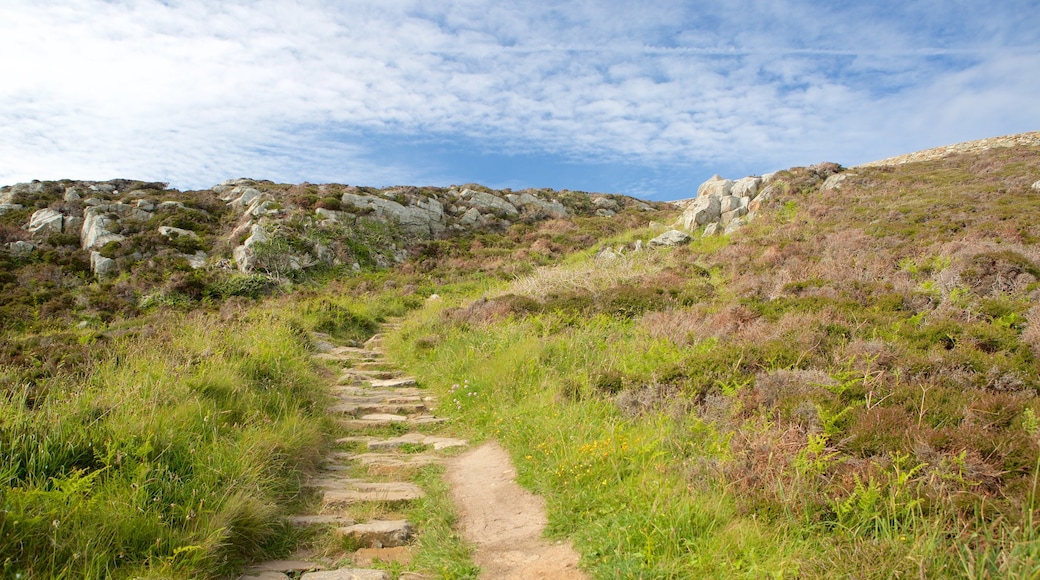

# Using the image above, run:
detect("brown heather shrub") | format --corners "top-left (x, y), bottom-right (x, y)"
top-left (1023, 306), bottom-right (1040, 358)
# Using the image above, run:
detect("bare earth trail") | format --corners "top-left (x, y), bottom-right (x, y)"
top-left (239, 322), bottom-right (585, 579)
top-left (447, 442), bottom-right (588, 580)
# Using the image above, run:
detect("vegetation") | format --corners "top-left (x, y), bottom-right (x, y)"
top-left (2, 143), bottom-right (1039, 577)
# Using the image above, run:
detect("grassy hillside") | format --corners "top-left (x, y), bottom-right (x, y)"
top-left (383, 145), bottom-right (1040, 577)
top-left (2, 141), bottom-right (1039, 578)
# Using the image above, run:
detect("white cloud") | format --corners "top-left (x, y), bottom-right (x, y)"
top-left (0, 0), bottom-right (1037, 193)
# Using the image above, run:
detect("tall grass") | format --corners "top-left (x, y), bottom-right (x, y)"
top-left (0, 306), bottom-right (333, 579)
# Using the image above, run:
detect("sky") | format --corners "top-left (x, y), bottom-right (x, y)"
top-left (1, 1), bottom-right (1038, 201)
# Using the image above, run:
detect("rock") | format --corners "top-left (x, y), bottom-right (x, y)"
top-left (596, 247), bottom-right (618, 260)
top-left (64, 188), bottom-right (81, 202)
top-left (238, 572), bottom-right (289, 580)
top-left (341, 193), bottom-right (445, 237)
top-left (648, 230), bottom-right (691, 247)
top-left (135, 199), bottom-right (155, 211)
top-left (703, 223), bottom-right (721, 237)
top-left (90, 183), bottom-right (115, 193)
top-left (460, 189), bottom-right (518, 216)
top-left (8, 241), bottom-right (34, 257)
top-left (336, 520), bottom-right (413, 548)
top-left (513, 193), bottom-right (567, 217)
top-left (459, 207), bottom-right (482, 227)
top-left (720, 207), bottom-right (748, 224)
top-left (81, 206), bottom-right (126, 250)
top-left (224, 186), bottom-right (264, 209)
top-left (321, 481), bottom-right (425, 507)
top-left (719, 196), bottom-right (742, 214)
top-left (27, 209), bottom-right (65, 238)
top-left (158, 226), bottom-right (197, 239)
top-left (300, 569), bottom-right (388, 580)
top-left (822, 173), bottom-right (850, 191)
top-left (157, 201), bottom-right (186, 210)
top-left (676, 195), bottom-right (721, 229)
top-left (630, 200), bottom-right (654, 211)
top-left (591, 196), bottom-right (620, 211)
top-left (185, 251), bottom-right (207, 269)
top-left (233, 223), bottom-right (269, 273)
top-left (0, 203), bottom-right (25, 215)
top-left (1031, 180), bottom-right (1040, 191)
top-left (595, 209), bottom-right (616, 217)
top-left (724, 217), bottom-right (747, 235)
top-left (731, 176), bottom-right (761, 199)
top-left (90, 251), bottom-right (117, 277)
top-left (633, 239), bottom-right (643, 252)
top-left (696, 175), bottom-right (734, 198)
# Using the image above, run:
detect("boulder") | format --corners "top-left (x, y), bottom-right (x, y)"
top-left (8, 240), bottom-right (34, 257)
top-left (158, 226), bottom-right (197, 239)
top-left (696, 175), bottom-right (734, 198)
top-left (512, 193), bottom-right (567, 217)
top-left (233, 224), bottom-right (269, 273)
top-left (720, 207), bottom-right (748, 224)
top-left (719, 196), bottom-right (742, 214)
top-left (64, 188), bottom-right (82, 202)
top-left (821, 173), bottom-right (850, 191)
top-left (724, 218), bottom-right (747, 235)
top-left (731, 177), bottom-right (761, 199)
top-left (591, 196), bottom-right (620, 211)
top-left (184, 251), bottom-right (208, 269)
top-left (0, 203), bottom-right (24, 215)
top-left (27, 209), bottom-right (65, 238)
top-left (90, 251), bottom-right (117, 277)
top-left (676, 195), bottom-right (721, 230)
top-left (81, 207), bottom-right (126, 250)
top-left (341, 193), bottom-right (445, 237)
top-left (158, 201), bottom-right (186, 210)
top-left (648, 230), bottom-right (692, 247)
top-left (703, 223), bottom-right (721, 237)
top-left (460, 189), bottom-right (518, 216)
top-left (1032, 180), bottom-right (1040, 192)
top-left (596, 209), bottom-right (616, 217)
top-left (459, 207), bottom-right (482, 227)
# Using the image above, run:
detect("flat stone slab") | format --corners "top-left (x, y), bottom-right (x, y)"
top-left (337, 519), bottom-right (414, 548)
top-left (352, 362), bottom-right (398, 371)
top-left (368, 377), bottom-right (417, 388)
top-left (300, 570), bottom-right (388, 580)
top-left (245, 560), bottom-right (324, 574)
top-left (367, 433), bottom-right (468, 451)
top-left (329, 402), bottom-right (428, 416)
top-left (322, 481), bottom-right (425, 507)
top-left (354, 453), bottom-right (439, 476)
top-left (289, 514), bottom-right (356, 526)
top-left (338, 369), bottom-right (403, 382)
top-left (239, 572), bottom-right (290, 580)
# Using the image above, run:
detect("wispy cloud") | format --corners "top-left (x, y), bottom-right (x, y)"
top-left (0, 0), bottom-right (1037, 198)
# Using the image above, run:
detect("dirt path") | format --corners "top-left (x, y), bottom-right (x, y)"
top-left (446, 442), bottom-right (588, 580)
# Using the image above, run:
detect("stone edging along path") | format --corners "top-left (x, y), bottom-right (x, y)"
top-left (239, 322), bottom-right (586, 580)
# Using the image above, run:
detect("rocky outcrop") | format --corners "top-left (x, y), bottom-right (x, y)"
top-left (27, 209), bottom-right (65, 238)
top-left (675, 172), bottom-right (782, 237)
top-left (341, 193), bottom-right (446, 237)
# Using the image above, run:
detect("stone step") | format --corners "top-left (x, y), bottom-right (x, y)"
top-left (368, 377), bottom-right (418, 389)
top-left (332, 385), bottom-right (423, 398)
top-left (353, 452), bottom-right (439, 476)
top-left (341, 432), bottom-right (468, 452)
top-left (339, 414), bottom-right (448, 429)
top-left (338, 369), bottom-right (403, 382)
top-left (300, 569), bottom-right (388, 580)
top-left (288, 514), bottom-right (356, 527)
top-left (351, 361), bottom-right (398, 371)
top-left (337, 519), bottom-right (414, 548)
top-left (322, 481), bottom-right (425, 508)
top-left (328, 402), bottom-right (428, 416)
top-left (239, 560), bottom-right (324, 580)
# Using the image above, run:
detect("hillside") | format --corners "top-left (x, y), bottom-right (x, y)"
top-left (2, 133), bottom-right (1040, 578)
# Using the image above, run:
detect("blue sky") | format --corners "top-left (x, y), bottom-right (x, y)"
top-left (1, 1), bottom-right (1038, 200)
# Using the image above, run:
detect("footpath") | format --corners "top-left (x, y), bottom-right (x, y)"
top-left (239, 322), bottom-right (586, 580)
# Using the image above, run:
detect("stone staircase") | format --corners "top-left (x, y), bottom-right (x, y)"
top-left (239, 323), bottom-right (466, 580)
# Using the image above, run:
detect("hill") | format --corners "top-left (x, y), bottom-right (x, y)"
top-left (2, 133), bottom-right (1040, 578)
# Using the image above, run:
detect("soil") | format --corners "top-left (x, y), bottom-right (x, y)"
top-left (446, 442), bottom-right (588, 580)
